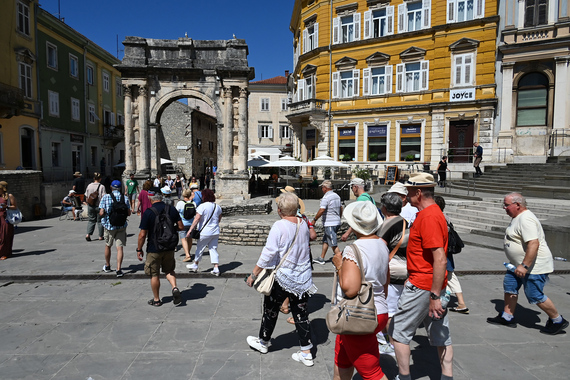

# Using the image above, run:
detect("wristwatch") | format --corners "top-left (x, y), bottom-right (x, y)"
top-left (521, 263), bottom-right (529, 270)
top-left (430, 292), bottom-right (440, 300)
top-left (136, 248), bottom-right (143, 253)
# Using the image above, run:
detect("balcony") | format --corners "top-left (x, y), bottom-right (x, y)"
top-left (103, 125), bottom-right (125, 145)
top-left (286, 98), bottom-right (327, 122)
top-left (502, 20), bottom-right (570, 45)
top-left (0, 83), bottom-right (25, 118)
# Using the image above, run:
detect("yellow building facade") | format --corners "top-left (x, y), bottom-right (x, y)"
top-left (288, 0), bottom-right (498, 172)
top-left (0, 0), bottom-right (41, 170)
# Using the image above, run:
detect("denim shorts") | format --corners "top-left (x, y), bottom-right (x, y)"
top-left (503, 271), bottom-right (549, 304)
top-left (322, 225), bottom-right (340, 247)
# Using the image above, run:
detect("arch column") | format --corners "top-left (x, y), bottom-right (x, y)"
top-left (138, 85), bottom-right (150, 175)
top-left (223, 86), bottom-right (234, 173)
top-left (123, 85), bottom-right (134, 173)
top-left (237, 87), bottom-right (248, 172)
top-left (553, 56), bottom-right (570, 130)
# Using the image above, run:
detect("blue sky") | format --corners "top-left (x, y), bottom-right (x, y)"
top-left (40, 0), bottom-right (294, 81)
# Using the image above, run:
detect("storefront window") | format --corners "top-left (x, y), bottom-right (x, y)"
top-left (400, 125), bottom-right (421, 161)
top-left (338, 127), bottom-right (355, 161)
top-left (367, 125), bottom-right (387, 161)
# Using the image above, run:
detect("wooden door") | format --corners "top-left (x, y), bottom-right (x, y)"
top-left (448, 120), bottom-right (474, 163)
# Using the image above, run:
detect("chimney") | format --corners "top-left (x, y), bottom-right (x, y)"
top-left (285, 70), bottom-right (289, 78)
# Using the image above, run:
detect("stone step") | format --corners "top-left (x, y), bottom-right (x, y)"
top-left (448, 205), bottom-right (569, 220)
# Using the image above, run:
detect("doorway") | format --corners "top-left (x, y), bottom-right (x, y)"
top-left (71, 145), bottom-right (82, 174)
top-left (448, 120), bottom-right (474, 163)
top-left (20, 128), bottom-right (35, 169)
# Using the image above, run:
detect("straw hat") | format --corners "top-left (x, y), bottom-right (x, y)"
top-left (404, 172), bottom-right (437, 188)
top-left (74, 171), bottom-right (82, 177)
top-left (343, 201), bottom-right (383, 236)
top-left (277, 186), bottom-right (305, 214)
top-left (0, 181), bottom-right (7, 192)
top-left (387, 182), bottom-right (408, 196)
top-left (161, 186), bottom-right (172, 195)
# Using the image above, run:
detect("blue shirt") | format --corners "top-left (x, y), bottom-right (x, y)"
top-left (100, 190), bottom-right (130, 230)
top-left (193, 191), bottom-right (203, 207)
top-left (139, 202), bottom-right (181, 253)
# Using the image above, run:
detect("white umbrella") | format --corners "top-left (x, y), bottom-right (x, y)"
top-left (305, 155), bottom-right (349, 168)
top-left (160, 158), bottom-right (175, 165)
top-left (262, 155), bottom-right (305, 167)
top-left (249, 150), bottom-right (272, 157)
top-left (247, 157), bottom-right (269, 167)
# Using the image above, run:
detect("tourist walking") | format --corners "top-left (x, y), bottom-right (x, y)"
top-left (137, 180), bottom-right (153, 216)
top-left (174, 174), bottom-right (184, 199)
top-left (486, 192), bottom-right (568, 334)
top-left (313, 180), bottom-right (343, 265)
top-left (137, 190), bottom-right (183, 307)
top-left (190, 184), bottom-right (203, 207)
top-left (85, 172), bottom-right (106, 242)
top-left (176, 189), bottom-right (196, 263)
top-left (473, 142), bottom-right (483, 177)
top-left (245, 192), bottom-right (317, 366)
top-left (99, 180), bottom-right (131, 277)
top-left (186, 189), bottom-right (222, 276)
top-left (0, 181), bottom-right (17, 260)
top-left (341, 177), bottom-right (376, 242)
top-left (331, 201), bottom-right (389, 380)
top-left (437, 156), bottom-right (450, 187)
top-left (125, 173), bottom-right (139, 213)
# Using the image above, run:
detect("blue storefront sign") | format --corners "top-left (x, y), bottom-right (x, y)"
top-left (339, 128), bottom-right (355, 137)
top-left (402, 126), bottom-right (420, 134)
top-left (368, 126), bottom-right (387, 137)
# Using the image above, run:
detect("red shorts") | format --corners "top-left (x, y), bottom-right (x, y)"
top-left (334, 313), bottom-right (389, 380)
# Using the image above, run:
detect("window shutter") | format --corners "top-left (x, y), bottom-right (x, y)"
top-left (332, 71), bottom-right (340, 98)
top-left (422, 0), bottom-right (431, 29)
top-left (293, 44), bottom-right (298, 69)
top-left (354, 13), bottom-right (361, 41)
top-left (398, 4), bottom-right (407, 33)
top-left (353, 69), bottom-right (360, 97)
top-left (333, 17), bottom-right (340, 44)
top-left (269, 125), bottom-right (273, 139)
top-left (364, 10), bottom-right (372, 39)
top-left (420, 60), bottom-right (429, 91)
top-left (465, 54), bottom-right (473, 85)
top-left (314, 23), bottom-right (319, 48)
top-left (387, 6), bottom-right (394, 35)
top-left (454, 55), bottom-right (463, 85)
top-left (111, 112), bottom-right (115, 126)
top-left (447, 0), bottom-right (455, 23)
top-left (258, 125), bottom-right (261, 138)
top-left (302, 28), bottom-right (308, 54)
top-left (298, 78), bottom-right (305, 101)
top-left (363, 68), bottom-right (371, 96)
top-left (385, 65), bottom-right (393, 94)
top-left (396, 64), bottom-right (405, 93)
top-left (475, 0), bottom-right (485, 19)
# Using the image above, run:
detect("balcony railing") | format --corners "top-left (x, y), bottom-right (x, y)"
top-left (503, 24), bottom-right (556, 44)
top-left (0, 83), bottom-right (25, 114)
top-left (103, 125), bottom-right (125, 140)
top-left (287, 98), bottom-right (326, 116)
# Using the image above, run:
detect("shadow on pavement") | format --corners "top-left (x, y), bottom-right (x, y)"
top-left (410, 335), bottom-right (444, 379)
top-left (13, 249), bottom-right (56, 258)
top-left (14, 225), bottom-right (52, 234)
top-left (184, 282), bottom-right (215, 301)
top-left (219, 261), bottom-right (242, 273)
top-left (308, 293), bottom-right (330, 314)
top-left (490, 298), bottom-right (542, 329)
top-left (123, 263), bottom-right (145, 273)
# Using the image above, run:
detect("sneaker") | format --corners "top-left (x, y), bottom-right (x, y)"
top-left (291, 350), bottom-right (314, 367)
top-left (486, 313), bottom-right (516, 328)
top-left (313, 257), bottom-right (326, 265)
top-left (540, 317), bottom-right (569, 335)
top-left (378, 343), bottom-right (396, 357)
top-left (116, 270), bottom-right (124, 278)
top-left (247, 336), bottom-right (270, 354)
top-left (211, 267), bottom-right (220, 276)
top-left (186, 263), bottom-right (198, 272)
top-left (102, 265), bottom-right (111, 273)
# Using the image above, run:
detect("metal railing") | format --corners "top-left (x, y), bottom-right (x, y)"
top-left (549, 129), bottom-right (570, 157)
top-left (441, 170), bottom-right (477, 196)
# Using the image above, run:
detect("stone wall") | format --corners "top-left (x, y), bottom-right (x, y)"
top-left (220, 199), bottom-right (272, 216)
top-left (0, 171), bottom-right (42, 220)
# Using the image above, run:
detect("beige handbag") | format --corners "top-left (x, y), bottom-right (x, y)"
top-left (326, 244), bottom-right (378, 335)
top-left (253, 219), bottom-right (300, 296)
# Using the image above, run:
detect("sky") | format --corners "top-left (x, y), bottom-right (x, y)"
top-left (40, 0), bottom-right (294, 81)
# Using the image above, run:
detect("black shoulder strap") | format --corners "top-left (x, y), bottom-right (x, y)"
top-left (110, 192), bottom-right (117, 203)
top-left (199, 204), bottom-right (216, 232)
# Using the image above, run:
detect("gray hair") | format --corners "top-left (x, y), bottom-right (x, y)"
top-left (505, 192), bottom-right (527, 207)
top-left (277, 192), bottom-right (299, 216)
top-left (381, 192), bottom-right (402, 215)
top-left (149, 192), bottom-right (163, 202)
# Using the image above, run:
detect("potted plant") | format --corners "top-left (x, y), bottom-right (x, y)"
top-left (324, 168), bottom-right (331, 179)
top-left (369, 152), bottom-right (378, 161)
top-left (342, 153), bottom-right (352, 161)
top-left (405, 154), bottom-right (414, 161)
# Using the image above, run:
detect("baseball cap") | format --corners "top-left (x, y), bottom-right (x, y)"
top-left (387, 182), bottom-right (408, 196)
top-left (348, 178), bottom-right (365, 187)
top-left (111, 180), bottom-right (121, 188)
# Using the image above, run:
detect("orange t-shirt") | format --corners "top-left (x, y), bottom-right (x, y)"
top-left (406, 203), bottom-right (448, 291)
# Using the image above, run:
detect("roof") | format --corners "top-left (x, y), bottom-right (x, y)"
top-left (250, 76), bottom-right (287, 84)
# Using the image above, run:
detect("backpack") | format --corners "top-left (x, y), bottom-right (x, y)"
top-left (87, 184), bottom-right (101, 206)
top-left (447, 221), bottom-right (464, 255)
top-left (183, 201), bottom-right (196, 220)
top-left (150, 205), bottom-right (179, 252)
top-left (108, 193), bottom-right (130, 227)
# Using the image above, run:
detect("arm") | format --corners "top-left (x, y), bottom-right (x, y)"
top-left (341, 227), bottom-right (353, 242)
top-left (337, 257), bottom-right (361, 298)
top-left (186, 213), bottom-right (202, 237)
top-left (137, 230), bottom-right (147, 261)
top-left (246, 264), bottom-right (264, 287)
top-left (313, 208), bottom-right (325, 224)
top-left (515, 239), bottom-right (539, 278)
top-left (177, 220), bottom-right (184, 232)
top-left (429, 247), bottom-right (448, 319)
top-left (8, 194), bottom-right (17, 209)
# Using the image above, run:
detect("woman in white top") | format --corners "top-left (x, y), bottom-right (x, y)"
top-left (185, 189), bottom-right (222, 276)
top-left (331, 201), bottom-right (389, 380)
top-left (175, 189), bottom-right (195, 263)
top-left (245, 192), bottom-right (317, 367)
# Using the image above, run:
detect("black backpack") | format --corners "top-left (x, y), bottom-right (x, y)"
top-left (108, 193), bottom-right (129, 227)
top-left (183, 201), bottom-right (196, 220)
top-left (447, 221), bottom-right (464, 255)
top-left (150, 205), bottom-right (179, 252)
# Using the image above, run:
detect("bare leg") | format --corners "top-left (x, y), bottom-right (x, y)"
top-left (438, 345), bottom-right (454, 377)
top-left (150, 276), bottom-right (160, 301)
top-left (116, 246), bottom-right (123, 271)
top-left (455, 292), bottom-right (467, 309)
top-left (333, 364), bottom-right (354, 380)
top-left (165, 271), bottom-right (177, 290)
top-left (320, 242), bottom-right (329, 259)
top-left (104, 245), bottom-right (112, 268)
top-left (536, 298), bottom-right (561, 319)
top-left (393, 340), bottom-right (411, 376)
top-left (332, 246), bottom-right (341, 256)
top-left (181, 237), bottom-right (190, 259)
top-left (504, 293), bottom-right (518, 315)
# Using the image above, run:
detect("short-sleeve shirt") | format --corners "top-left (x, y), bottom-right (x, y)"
top-left (193, 191), bottom-right (203, 207)
top-left (406, 203), bottom-right (448, 291)
top-left (62, 196), bottom-right (73, 206)
top-left (126, 179), bottom-right (139, 194)
top-left (504, 209), bottom-right (553, 274)
top-left (99, 190), bottom-right (130, 230)
top-left (196, 202), bottom-right (222, 236)
top-left (139, 202), bottom-right (181, 253)
top-left (320, 190), bottom-right (342, 227)
top-left (84, 182), bottom-right (106, 207)
top-left (72, 177), bottom-right (86, 194)
top-left (357, 192), bottom-right (376, 205)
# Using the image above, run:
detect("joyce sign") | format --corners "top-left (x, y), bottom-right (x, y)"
top-left (450, 88), bottom-right (475, 102)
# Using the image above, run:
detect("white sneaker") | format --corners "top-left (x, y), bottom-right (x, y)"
top-left (378, 343), bottom-right (396, 357)
top-left (186, 263), bottom-right (198, 272)
top-left (291, 350), bottom-right (314, 367)
top-left (247, 336), bottom-right (269, 354)
top-left (211, 267), bottom-right (220, 276)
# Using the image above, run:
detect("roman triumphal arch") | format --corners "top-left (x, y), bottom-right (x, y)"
top-left (116, 36), bottom-right (255, 198)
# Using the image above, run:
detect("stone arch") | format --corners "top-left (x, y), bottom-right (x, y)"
top-left (150, 89), bottom-right (222, 126)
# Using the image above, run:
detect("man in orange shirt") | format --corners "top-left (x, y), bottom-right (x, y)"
top-left (388, 173), bottom-right (453, 380)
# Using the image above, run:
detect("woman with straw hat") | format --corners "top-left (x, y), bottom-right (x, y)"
top-left (0, 181), bottom-right (17, 260)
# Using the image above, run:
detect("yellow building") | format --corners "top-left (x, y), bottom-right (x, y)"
top-left (288, 0), bottom-right (498, 174)
top-left (0, 0), bottom-right (41, 169)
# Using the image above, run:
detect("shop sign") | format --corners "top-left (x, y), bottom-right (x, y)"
top-left (450, 88), bottom-right (475, 102)
top-left (368, 126), bottom-right (387, 137)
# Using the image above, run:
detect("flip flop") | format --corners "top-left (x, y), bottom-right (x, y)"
top-left (182, 257), bottom-right (192, 262)
top-left (148, 299), bottom-right (163, 307)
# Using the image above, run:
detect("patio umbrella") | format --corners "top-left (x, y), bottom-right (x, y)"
top-left (262, 155), bottom-right (305, 176)
top-left (160, 158), bottom-right (175, 165)
top-left (305, 155), bottom-right (349, 168)
top-left (247, 157), bottom-right (269, 167)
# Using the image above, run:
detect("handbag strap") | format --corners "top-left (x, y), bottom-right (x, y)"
top-left (275, 218), bottom-right (301, 272)
top-left (330, 243), bottom-right (366, 305)
top-left (388, 220), bottom-right (406, 261)
top-left (198, 203), bottom-right (217, 233)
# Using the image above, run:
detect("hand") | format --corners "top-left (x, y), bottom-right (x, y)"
top-left (515, 265), bottom-right (528, 278)
top-left (429, 298), bottom-right (444, 319)
top-left (137, 250), bottom-right (144, 261)
top-left (186, 228), bottom-right (193, 238)
top-left (246, 274), bottom-right (254, 287)
top-left (340, 232), bottom-right (349, 242)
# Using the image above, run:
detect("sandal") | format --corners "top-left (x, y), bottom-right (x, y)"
top-left (172, 288), bottom-right (182, 305)
top-left (280, 306), bottom-right (290, 314)
top-left (449, 307), bottom-right (470, 314)
top-left (148, 299), bottom-right (163, 307)
top-left (182, 257), bottom-right (192, 262)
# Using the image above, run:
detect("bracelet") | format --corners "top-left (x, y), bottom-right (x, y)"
top-left (250, 272), bottom-right (258, 280)
top-left (136, 248), bottom-right (143, 252)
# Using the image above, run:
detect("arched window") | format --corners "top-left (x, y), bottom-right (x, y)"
top-left (516, 72), bottom-right (548, 127)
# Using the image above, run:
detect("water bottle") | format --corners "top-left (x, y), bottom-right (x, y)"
top-left (441, 290), bottom-right (451, 310)
top-left (503, 262), bottom-right (517, 272)
top-left (554, 257), bottom-right (567, 262)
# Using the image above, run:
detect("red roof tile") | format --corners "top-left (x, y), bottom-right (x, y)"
top-left (251, 76), bottom-right (287, 84)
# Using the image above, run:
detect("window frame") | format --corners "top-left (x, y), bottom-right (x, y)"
top-left (452, 52), bottom-right (475, 87)
top-left (71, 97), bottom-right (80, 121)
top-left (363, 65), bottom-right (393, 96)
top-left (88, 104), bottom-right (96, 123)
top-left (102, 72), bottom-right (110, 92)
top-left (302, 23), bottom-right (319, 53)
top-left (17, 1), bottom-right (30, 36)
top-left (332, 69), bottom-right (360, 99)
top-left (333, 13), bottom-right (361, 44)
top-left (337, 126), bottom-right (357, 161)
top-left (398, 123), bottom-right (423, 161)
top-left (116, 79), bottom-right (122, 97)
top-left (48, 90), bottom-right (59, 117)
top-left (19, 62), bottom-right (32, 99)
top-left (258, 124), bottom-right (273, 139)
top-left (516, 72), bottom-right (548, 127)
top-left (446, 0), bottom-right (485, 23)
top-left (69, 54), bottom-right (79, 79)
top-left (364, 7), bottom-right (395, 39)
top-left (398, 0), bottom-right (431, 33)
top-left (260, 98), bottom-right (270, 112)
top-left (524, 0), bottom-right (548, 28)
top-left (52, 142), bottom-right (61, 167)
top-left (396, 60), bottom-right (429, 93)
top-left (86, 65), bottom-right (94, 85)
top-left (280, 124), bottom-right (291, 139)
top-left (46, 42), bottom-right (58, 70)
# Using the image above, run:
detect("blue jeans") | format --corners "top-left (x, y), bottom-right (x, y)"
top-left (503, 271), bottom-right (549, 304)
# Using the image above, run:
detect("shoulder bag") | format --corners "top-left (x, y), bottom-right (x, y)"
top-left (6, 196), bottom-right (22, 225)
top-left (253, 219), bottom-right (300, 296)
top-left (87, 184), bottom-right (101, 206)
top-left (326, 243), bottom-right (378, 335)
top-left (191, 204), bottom-right (217, 240)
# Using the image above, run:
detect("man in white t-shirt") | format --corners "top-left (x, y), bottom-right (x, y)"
top-left (312, 180), bottom-right (343, 265)
top-left (487, 192), bottom-right (568, 335)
